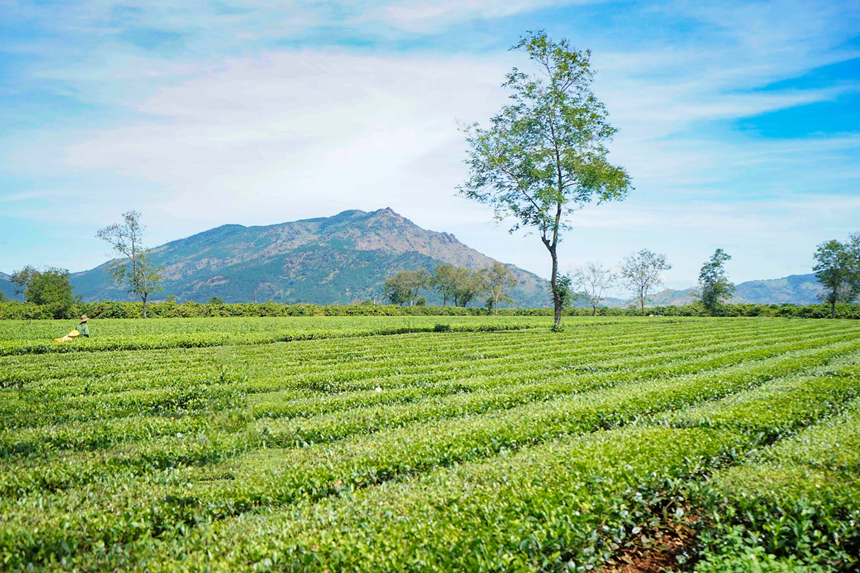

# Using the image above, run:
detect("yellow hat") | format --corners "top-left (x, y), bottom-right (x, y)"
top-left (80, 315), bottom-right (89, 321)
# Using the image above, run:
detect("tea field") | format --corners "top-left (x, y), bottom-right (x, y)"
top-left (1, 316), bottom-right (859, 571)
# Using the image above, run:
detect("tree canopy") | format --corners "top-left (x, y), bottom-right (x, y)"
top-left (814, 234), bottom-right (860, 318)
top-left (10, 266), bottom-right (77, 318)
top-left (696, 249), bottom-right (735, 316)
top-left (384, 269), bottom-right (432, 306)
top-left (459, 30), bottom-right (631, 329)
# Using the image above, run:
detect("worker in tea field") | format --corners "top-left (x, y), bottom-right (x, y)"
top-left (76, 315), bottom-right (90, 338)
top-left (54, 315), bottom-right (90, 342)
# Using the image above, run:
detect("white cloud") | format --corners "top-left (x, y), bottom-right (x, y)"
top-left (2, 0), bottom-right (859, 282)
top-left (59, 50), bottom-right (511, 227)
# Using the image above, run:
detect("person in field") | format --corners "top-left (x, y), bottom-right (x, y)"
top-left (77, 315), bottom-right (90, 338)
top-left (54, 315), bottom-right (90, 342)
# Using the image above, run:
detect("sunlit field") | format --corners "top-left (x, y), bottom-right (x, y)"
top-left (2, 317), bottom-right (859, 571)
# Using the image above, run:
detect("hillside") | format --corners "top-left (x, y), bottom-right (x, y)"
top-left (627, 273), bottom-right (825, 307)
top-left (3, 213), bottom-right (828, 308)
top-left (0, 272), bottom-right (20, 301)
top-left (66, 208), bottom-right (550, 307)
top-left (733, 273), bottom-right (823, 305)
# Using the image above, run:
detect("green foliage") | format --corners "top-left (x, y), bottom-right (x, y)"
top-left (432, 263), bottom-right (459, 306)
top-left (690, 399), bottom-right (860, 571)
top-left (9, 265), bottom-right (77, 318)
top-left (484, 261), bottom-right (517, 314)
top-left (383, 269), bottom-right (432, 306)
top-left (697, 248), bottom-right (735, 316)
top-left (3, 299), bottom-right (860, 324)
top-left (814, 234), bottom-right (860, 317)
top-left (3, 318), bottom-right (860, 570)
top-left (459, 30), bottom-right (631, 329)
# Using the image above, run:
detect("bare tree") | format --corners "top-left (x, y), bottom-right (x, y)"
top-left (621, 249), bottom-right (671, 315)
top-left (572, 262), bottom-right (616, 315)
top-left (97, 211), bottom-right (163, 318)
top-left (484, 262), bottom-right (517, 315)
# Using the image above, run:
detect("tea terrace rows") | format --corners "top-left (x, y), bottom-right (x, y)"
top-left (0, 317), bottom-right (858, 571)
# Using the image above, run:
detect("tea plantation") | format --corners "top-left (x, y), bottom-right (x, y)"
top-left (1, 317), bottom-right (858, 571)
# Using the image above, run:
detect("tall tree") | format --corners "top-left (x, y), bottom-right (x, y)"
top-left (458, 31), bottom-right (631, 330)
top-left (484, 262), bottom-right (517, 315)
top-left (695, 249), bottom-right (735, 316)
top-left (621, 249), bottom-right (671, 315)
top-left (383, 269), bottom-right (432, 306)
top-left (572, 262), bottom-right (616, 316)
top-left (97, 211), bottom-right (163, 318)
top-left (10, 266), bottom-right (77, 318)
top-left (813, 238), bottom-right (858, 318)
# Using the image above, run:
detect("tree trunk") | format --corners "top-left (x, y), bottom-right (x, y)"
top-left (142, 294), bottom-right (148, 319)
top-left (832, 299), bottom-right (836, 319)
top-left (592, 305), bottom-right (597, 316)
top-left (549, 246), bottom-right (562, 329)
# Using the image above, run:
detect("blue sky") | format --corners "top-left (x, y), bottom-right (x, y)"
top-left (1, 0), bottom-right (859, 292)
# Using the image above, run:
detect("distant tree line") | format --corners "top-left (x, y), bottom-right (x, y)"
top-left (2, 299), bottom-right (860, 320)
top-left (566, 248), bottom-right (735, 317)
top-left (6, 206), bottom-right (859, 320)
top-left (383, 262), bottom-right (517, 314)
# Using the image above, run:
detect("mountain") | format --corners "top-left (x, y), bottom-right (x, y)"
top-left (0, 272), bottom-right (21, 301)
top-left (629, 274), bottom-right (825, 307)
top-left (733, 274), bottom-right (823, 305)
top-left (66, 208), bottom-right (550, 307)
top-left (2, 211), bottom-right (828, 308)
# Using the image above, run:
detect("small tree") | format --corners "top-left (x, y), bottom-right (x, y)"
top-left (10, 266), bottom-right (77, 318)
top-left (97, 211), bottom-right (163, 318)
top-left (0, 290), bottom-right (6, 302)
top-left (572, 262), bottom-right (616, 316)
top-left (621, 249), bottom-right (671, 315)
top-left (695, 249), bottom-right (735, 316)
top-left (433, 264), bottom-right (460, 306)
top-left (458, 31), bottom-right (631, 329)
top-left (847, 232), bottom-right (860, 300)
top-left (484, 262), bottom-right (517, 315)
top-left (813, 238), bottom-right (858, 318)
top-left (208, 296), bottom-right (226, 305)
top-left (452, 268), bottom-right (486, 307)
top-left (383, 269), bottom-right (432, 306)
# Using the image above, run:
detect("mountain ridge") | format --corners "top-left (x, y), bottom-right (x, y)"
top-left (62, 208), bottom-right (551, 306)
top-left (1, 211), bottom-right (828, 307)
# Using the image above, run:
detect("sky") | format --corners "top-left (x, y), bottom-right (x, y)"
top-left (1, 0), bottom-right (859, 292)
